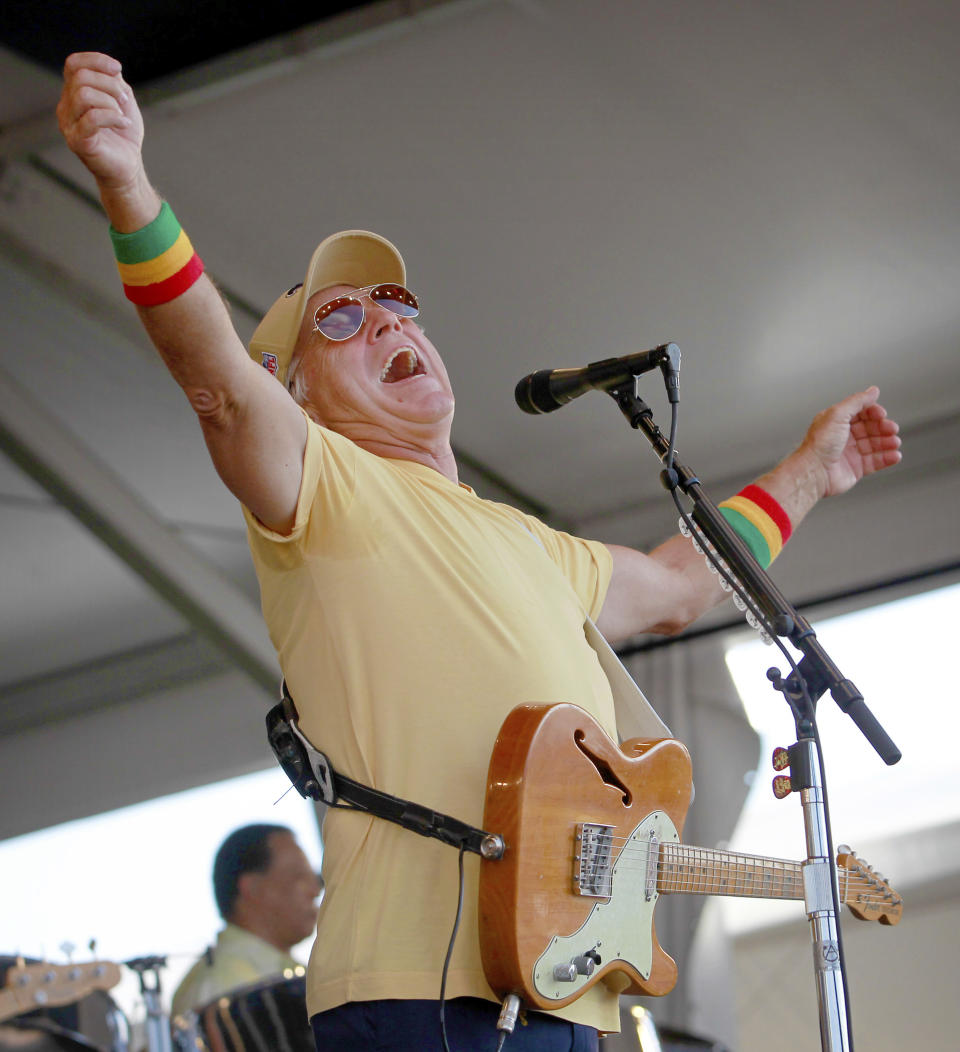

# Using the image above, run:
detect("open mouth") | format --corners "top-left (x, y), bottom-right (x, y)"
top-left (379, 347), bottom-right (426, 383)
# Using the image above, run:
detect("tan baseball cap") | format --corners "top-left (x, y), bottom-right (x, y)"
top-left (248, 229), bottom-right (406, 386)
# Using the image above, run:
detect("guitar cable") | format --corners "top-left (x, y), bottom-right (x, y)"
top-left (438, 845), bottom-right (466, 1052)
top-left (663, 399), bottom-right (856, 1051)
top-left (438, 845), bottom-right (521, 1052)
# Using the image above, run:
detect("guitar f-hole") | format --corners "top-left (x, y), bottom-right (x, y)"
top-left (574, 730), bottom-right (633, 806)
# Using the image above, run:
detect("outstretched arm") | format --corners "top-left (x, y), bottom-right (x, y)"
top-left (596, 387), bottom-right (902, 644)
top-left (57, 52), bottom-right (306, 533)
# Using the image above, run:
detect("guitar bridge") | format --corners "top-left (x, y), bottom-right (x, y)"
top-left (574, 823), bottom-right (615, 897)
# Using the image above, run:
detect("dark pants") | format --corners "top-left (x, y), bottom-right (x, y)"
top-left (311, 997), bottom-right (600, 1051)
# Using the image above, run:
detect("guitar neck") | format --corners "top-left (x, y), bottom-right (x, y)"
top-left (657, 842), bottom-right (808, 902)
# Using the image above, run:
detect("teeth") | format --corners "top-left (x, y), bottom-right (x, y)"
top-left (379, 347), bottom-right (420, 383)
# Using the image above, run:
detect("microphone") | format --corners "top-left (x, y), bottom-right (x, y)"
top-left (515, 343), bottom-right (680, 414)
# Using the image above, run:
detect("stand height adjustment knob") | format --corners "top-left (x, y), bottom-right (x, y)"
top-left (772, 746), bottom-right (790, 771)
top-left (772, 775), bottom-right (794, 799)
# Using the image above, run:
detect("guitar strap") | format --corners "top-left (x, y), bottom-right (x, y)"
top-left (265, 515), bottom-right (669, 856)
top-left (510, 513), bottom-right (672, 741)
top-left (583, 614), bottom-right (672, 740)
top-left (266, 688), bottom-right (501, 859)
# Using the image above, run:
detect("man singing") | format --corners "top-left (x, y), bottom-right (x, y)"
top-left (57, 52), bottom-right (901, 1051)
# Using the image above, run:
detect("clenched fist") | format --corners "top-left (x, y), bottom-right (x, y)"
top-left (57, 52), bottom-right (144, 193)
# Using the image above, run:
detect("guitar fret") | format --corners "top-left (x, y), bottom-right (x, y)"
top-left (659, 844), bottom-right (804, 900)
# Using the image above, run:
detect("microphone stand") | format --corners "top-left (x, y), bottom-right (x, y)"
top-left (605, 379), bottom-right (901, 1052)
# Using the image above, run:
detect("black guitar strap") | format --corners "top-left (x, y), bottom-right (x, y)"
top-left (266, 684), bottom-right (503, 860)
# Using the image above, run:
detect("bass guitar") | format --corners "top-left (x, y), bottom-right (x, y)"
top-left (479, 703), bottom-right (901, 1011)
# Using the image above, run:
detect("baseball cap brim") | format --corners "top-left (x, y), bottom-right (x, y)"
top-left (248, 230), bottom-right (406, 386)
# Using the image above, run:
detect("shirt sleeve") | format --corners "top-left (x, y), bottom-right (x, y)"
top-left (511, 509), bottom-right (613, 621)
top-left (242, 414), bottom-right (356, 549)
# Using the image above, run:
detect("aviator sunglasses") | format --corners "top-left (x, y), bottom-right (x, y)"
top-left (313, 284), bottom-right (420, 341)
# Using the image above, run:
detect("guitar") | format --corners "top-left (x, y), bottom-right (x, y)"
top-left (0, 960), bottom-right (122, 1023)
top-left (478, 703), bottom-right (902, 1011)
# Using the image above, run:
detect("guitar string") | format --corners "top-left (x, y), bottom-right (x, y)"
top-left (577, 866), bottom-right (896, 905)
top-left (572, 842), bottom-right (898, 904)
top-left (579, 831), bottom-right (884, 867)
top-left (580, 845), bottom-right (890, 890)
top-left (580, 866), bottom-right (888, 896)
top-left (576, 834), bottom-right (888, 884)
top-left (587, 880), bottom-right (896, 906)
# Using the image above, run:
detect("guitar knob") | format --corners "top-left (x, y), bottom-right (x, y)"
top-left (772, 747), bottom-right (790, 771)
top-left (571, 955), bottom-right (596, 977)
top-left (553, 962), bottom-right (577, 982)
top-left (772, 775), bottom-right (794, 799)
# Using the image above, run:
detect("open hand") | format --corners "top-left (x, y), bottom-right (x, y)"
top-left (57, 52), bottom-right (144, 191)
top-left (801, 386), bottom-right (902, 497)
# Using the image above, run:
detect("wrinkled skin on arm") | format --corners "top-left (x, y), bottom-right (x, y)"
top-left (596, 387), bottom-right (901, 644)
top-left (57, 52), bottom-right (307, 533)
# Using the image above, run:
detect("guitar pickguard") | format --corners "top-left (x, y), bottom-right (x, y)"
top-left (532, 810), bottom-right (679, 1002)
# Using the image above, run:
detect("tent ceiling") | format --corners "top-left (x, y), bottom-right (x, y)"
top-left (1, 0), bottom-right (958, 831)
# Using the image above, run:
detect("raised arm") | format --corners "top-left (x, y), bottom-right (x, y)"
top-left (596, 386), bottom-right (902, 644)
top-left (57, 52), bottom-right (306, 533)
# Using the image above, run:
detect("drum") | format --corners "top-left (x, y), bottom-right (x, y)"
top-left (175, 977), bottom-right (313, 1052)
top-left (0, 1022), bottom-right (101, 1052)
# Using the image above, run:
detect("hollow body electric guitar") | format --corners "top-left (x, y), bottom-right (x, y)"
top-left (478, 703), bottom-right (902, 1011)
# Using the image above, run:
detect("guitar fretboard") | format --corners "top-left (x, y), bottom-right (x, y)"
top-left (657, 842), bottom-right (805, 900)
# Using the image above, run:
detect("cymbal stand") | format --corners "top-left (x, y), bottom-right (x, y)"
top-left (125, 957), bottom-right (172, 1052)
top-left (605, 377), bottom-right (901, 1052)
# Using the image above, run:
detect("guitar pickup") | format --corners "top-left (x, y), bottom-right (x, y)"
top-left (574, 823), bottom-right (615, 897)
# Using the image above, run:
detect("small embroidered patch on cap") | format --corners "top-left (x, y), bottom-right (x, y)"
top-left (261, 352), bottom-right (279, 376)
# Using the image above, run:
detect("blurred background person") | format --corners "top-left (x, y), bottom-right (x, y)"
top-left (171, 823), bottom-right (321, 1017)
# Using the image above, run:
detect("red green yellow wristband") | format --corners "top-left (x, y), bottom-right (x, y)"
top-left (109, 202), bottom-right (204, 306)
top-left (718, 484), bottom-right (792, 568)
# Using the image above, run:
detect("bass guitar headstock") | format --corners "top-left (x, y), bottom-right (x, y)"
top-left (0, 959), bottom-right (122, 1022)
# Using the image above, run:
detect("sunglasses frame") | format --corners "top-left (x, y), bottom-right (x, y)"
top-left (312, 283), bottom-right (420, 342)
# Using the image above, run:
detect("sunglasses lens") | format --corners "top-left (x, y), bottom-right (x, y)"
top-left (371, 284), bottom-right (419, 318)
top-left (316, 298), bottom-right (364, 340)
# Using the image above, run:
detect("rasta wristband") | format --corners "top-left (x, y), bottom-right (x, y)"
top-left (110, 201), bottom-right (204, 305)
top-left (718, 484), bottom-right (792, 568)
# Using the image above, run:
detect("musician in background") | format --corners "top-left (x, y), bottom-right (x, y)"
top-left (58, 52), bottom-right (902, 1052)
top-left (171, 824), bottom-right (321, 1018)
